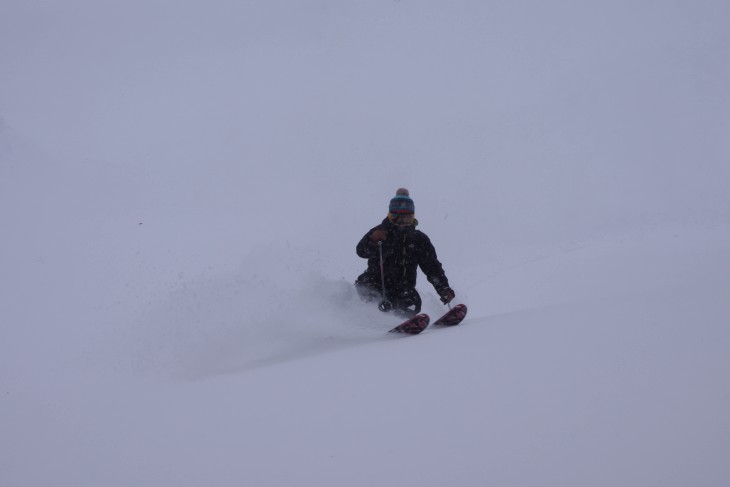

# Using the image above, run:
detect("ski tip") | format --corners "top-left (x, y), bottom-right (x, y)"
top-left (388, 313), bottom-right (430, 335)
top-left (432, 304), bottom-right (467, 327)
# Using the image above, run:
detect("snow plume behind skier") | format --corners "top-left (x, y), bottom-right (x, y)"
top-left (355, 188), bottom-right (456, 317)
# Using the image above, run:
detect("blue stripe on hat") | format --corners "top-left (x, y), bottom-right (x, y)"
top-left (389, 195), bottom-right (415, 214)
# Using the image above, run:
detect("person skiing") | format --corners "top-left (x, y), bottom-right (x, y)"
top-left (355, 188), bottom-right (455, 317)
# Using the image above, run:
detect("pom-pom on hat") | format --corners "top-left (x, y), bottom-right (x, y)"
top-left (389, 188), bottom-right (415, 214)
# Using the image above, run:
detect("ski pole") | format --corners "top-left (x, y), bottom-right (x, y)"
top-left (377, 241), bottom-right (392, 311)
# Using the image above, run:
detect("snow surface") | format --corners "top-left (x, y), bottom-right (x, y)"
top-left (2, 1), bottom-right (730, 486)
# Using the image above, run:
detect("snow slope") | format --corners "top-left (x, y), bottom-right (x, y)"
top-left (2, 1), bottom-right (729, 486)
top-left (3, 224), bottom-right (730, 487)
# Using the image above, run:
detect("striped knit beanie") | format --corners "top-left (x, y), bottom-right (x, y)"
top-left (389, 188), bottom-right (415, 214)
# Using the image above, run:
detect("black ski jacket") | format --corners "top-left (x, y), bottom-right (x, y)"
top-left (356, 217), bottom-right (450, 295)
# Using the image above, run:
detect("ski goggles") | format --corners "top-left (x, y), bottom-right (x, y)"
top-left (390, 213), bottom-right (415, 226)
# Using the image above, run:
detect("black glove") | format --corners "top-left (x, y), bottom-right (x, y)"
top-left (370, 229), bottom-right (387, 243)
top-left (438, 287), bottom-right (455, 304)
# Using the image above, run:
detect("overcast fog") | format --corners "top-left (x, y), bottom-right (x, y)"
top-left (2, 1), bottom-right (729, 486)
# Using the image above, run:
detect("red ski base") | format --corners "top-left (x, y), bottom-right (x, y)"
top-left (389, 313), bottom-right (430, 335)
top-left (432, 303), bottom-right (467, 327)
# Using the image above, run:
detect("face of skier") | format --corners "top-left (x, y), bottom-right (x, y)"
top-left (395, 213), bottom-right (414, 225)
top-left (390, 212), bottom-right (415, 231)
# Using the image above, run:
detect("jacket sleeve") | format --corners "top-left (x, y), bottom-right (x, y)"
top-left (356, 226), bottom-right (382, 259)
top-left (418, 233), bottom-right (450, 292)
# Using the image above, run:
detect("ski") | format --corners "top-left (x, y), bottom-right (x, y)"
top-left (431, 303), bottom-right (467, 327)
top-left (388, 313), bottom-right (430, 335)
top-left (387, 304), bottom-right (466, 335)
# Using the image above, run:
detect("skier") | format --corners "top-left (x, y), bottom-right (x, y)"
top-left (355, 188), bottom-right (456, 317)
